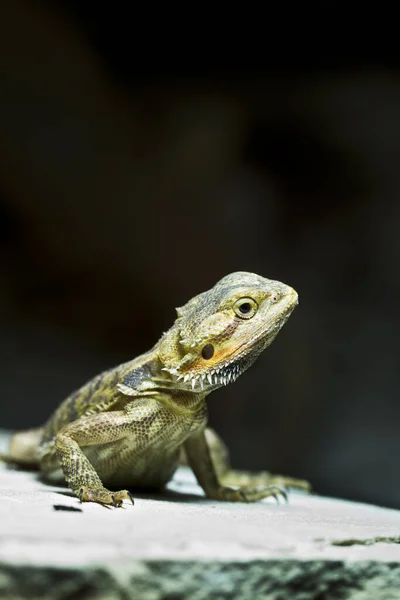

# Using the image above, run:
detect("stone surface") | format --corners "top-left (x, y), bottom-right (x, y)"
top-left (1, 430), bottom-right (400, 599)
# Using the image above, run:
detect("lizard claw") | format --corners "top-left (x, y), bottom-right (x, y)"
top-left (271, 486), bottom-right (288, 504)
top-left (252, 484), bottom-right (288, 504)
top-left (216, 483), bottom-right (289, 503)
top-left (111, 492), bottom-right (134, 507)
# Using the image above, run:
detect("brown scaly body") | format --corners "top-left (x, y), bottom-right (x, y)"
top-left (3, 272), bottom-right (310, 506)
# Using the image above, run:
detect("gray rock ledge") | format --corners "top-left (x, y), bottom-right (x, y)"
top-left (1, 430), bottom-right (400, 599)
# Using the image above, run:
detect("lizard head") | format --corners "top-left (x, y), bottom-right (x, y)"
top-left (158, 271), bottom-right (298, 392)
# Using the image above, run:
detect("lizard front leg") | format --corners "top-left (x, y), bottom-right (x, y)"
top-left (184, 430), bottom-right (287, 503)
top-left (47, 411), bottom-right (134, 507)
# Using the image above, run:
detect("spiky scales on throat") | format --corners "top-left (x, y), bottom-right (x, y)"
top-left (157, 271), bottom-right (298, 392)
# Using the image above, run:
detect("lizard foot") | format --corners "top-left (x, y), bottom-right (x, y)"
top-left (215, 484), bottom-right (288, 503)
top-left (219, 469), bottom-right (312, 493)
top-left (78, 486), bottom-right (134, 507)
top-left (263, 475), bottom-right (311, 493)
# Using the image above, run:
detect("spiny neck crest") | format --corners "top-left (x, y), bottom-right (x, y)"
top-left (161, 352), bottom-right (243, 392)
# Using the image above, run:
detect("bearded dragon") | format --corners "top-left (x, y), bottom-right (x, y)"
top-left (3, 272), bottom-right (310, 507)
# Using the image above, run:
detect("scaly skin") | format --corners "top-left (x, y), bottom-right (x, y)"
top-left (3, 272), bottom-right (310, 506)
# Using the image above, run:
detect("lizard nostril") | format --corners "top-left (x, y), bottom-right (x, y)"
top-left (201, 344), bottom-right (215, 360)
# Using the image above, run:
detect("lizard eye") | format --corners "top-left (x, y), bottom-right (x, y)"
top-left (233, 297), bottom-right (258, 319)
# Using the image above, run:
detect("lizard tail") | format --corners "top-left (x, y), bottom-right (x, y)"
top-left (0, 428), bottom-right (43, 468)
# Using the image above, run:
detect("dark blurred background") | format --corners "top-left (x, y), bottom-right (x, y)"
top-left (1, 1), bottom-right (399, 507)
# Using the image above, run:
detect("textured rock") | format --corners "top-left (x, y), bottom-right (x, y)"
top-left (1, 429), bottom-right (400, 599)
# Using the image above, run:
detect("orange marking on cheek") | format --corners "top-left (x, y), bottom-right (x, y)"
top-left (209, 346), bottom-right (236, 363)
top-left (181, 345), bottom-right (238, 374)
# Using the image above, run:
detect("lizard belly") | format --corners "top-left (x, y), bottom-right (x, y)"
top-left (82, 409), bottom-right (206, 490)
top-left (85, 442), bottom-right (180, 490)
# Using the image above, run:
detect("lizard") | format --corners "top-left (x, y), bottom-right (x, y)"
top-left (2, 271), bottom-right (310, 507)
